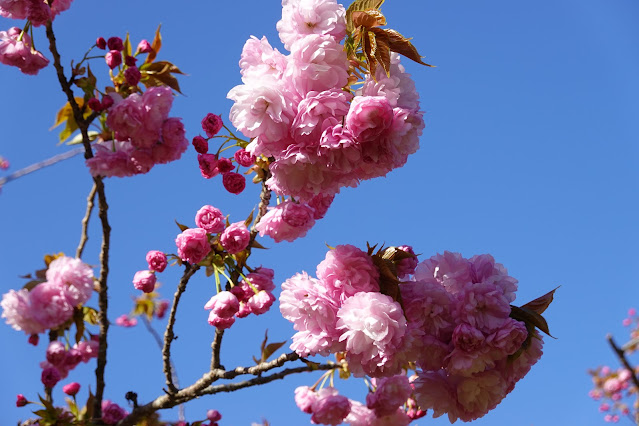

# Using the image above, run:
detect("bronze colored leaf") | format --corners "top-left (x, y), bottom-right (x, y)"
top-left (346, 0), bottom-right (385, 32)
top-left (145, 25), bottom-right (162, 64)
top-left (382, 28), bottom-right (433, 67)
top-left (362, 30), bottom-right (377, 77)
top-left (370, 28), bottom-right (391, 76)
top-left (521, 286), bottom-right (558, 315)
top-left (351, 9), bottom-right (387, 29)
top-left (175, 220), bottom-right (189, 232)
top-left (510, 305), bottom-right (554, 338)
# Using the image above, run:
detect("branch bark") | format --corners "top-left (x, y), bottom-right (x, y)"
top-left (76, 183), bottom-right (96, 259)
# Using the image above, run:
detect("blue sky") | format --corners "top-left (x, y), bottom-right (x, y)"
top-left (1, 0), bottom-right (639, 424)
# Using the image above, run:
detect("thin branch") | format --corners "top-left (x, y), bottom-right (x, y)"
top-left (0, 147), bottom-right (84, 187)
top-left (76, 183), bottom-right (96, 258)
top-left (45, 20), bottom-right (111, 420)
top-left (118, 352), bottom-right (340, 425)
top-left (163, 264), bottom-right (199, 394)
top-left (607, 334), bottom-right (639, 391)
top-left (210, 328), bottom-right (224, 370)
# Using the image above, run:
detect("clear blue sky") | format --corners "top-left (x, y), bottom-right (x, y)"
top-left (2, 0), bottom-right (639, 424)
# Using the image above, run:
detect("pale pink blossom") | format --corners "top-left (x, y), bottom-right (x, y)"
top-left (0, 27), bottom-right (49, 75)
top-left (239, 36), bottom-right (288, 84)
top-left (486, 318), bottom-right (528, 355)
top-left (220, 222), bottom-right (250, 254)
top-left (307, 193), bottom-right (334, 219)
top-left (161, 118), bottom-right (186, 147)
top-left (115, 314), bottom-right (137, 327)
top-left (204, 291), bottom-right (240, 318)
top-left (291, 89), bottom-right (352, 145)
top-left (280, 272), bottom-right (341, 356)
top-left (29, 282), bottom-right (73, 330)
top-left (1, 288), bottom-right (45, 334)
top-left (413, 370), bottom-right (459, 422)
top-left (175, 228), bottom-right (211, 264)
top-left (277, 0), bottom-right (346, 50)
top-left (207, 311), bottom-right (235, 329)
top-left (366, 375), bottom-right (412, 417)
top-left (316, 245), bottom-right (380, 302)
top-left (195, 205), bottom-right (226, 234)
top-left (247, 290), bottom-right (275, 315)
top-left (75, 338), bottom-right (99, 362)
top-left (46, 341), bottom-right (66, 366)
top-left (295, 386), bottom-right (317, 414)
top-left (455, 371), bottom-right (508, 422)
top-left (360, 53), bottom-right (420, 111)
top-left (317, 123), bottom-right (362, 174)
top-left (287, 34), bottom-right (349, 95)
top-left (256, 200), bottom-right (316, 243)
top-left (310, 387), bottom-right (351, 426)
top-left (345, 96), bottom-right (394, 142)
top-left (396, 245), bottom-right (418, 279)
top-left (400, 280), bottom-right (454, 339)
top-left (337, 292), bottom-right (407, 377)
top-left (46, 256), bottom-right (94, 306)
top-left (455, 281), bottom-right (511, 333)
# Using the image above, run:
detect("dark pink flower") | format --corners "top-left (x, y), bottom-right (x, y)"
top-left (96, 37), bottom-right (106, 49)
top-left (201, 113), bottom-right (223, 137)
top-left (198, 153), bottom-right (219, 179)
top-left (155, 300), bottom-right (169, 319)
top-left (220, 222), bottom-right (250, 254)
top-left (136, 39), bottom-right (152, 54)
top-left (207, 410), bottom-right (222, 422)
top-left (222, 172), bottom-right (246, 194)
top-left (234, 149), bottom-right (255, 167)
top-left (107, 37), bottom-right (123, 51)
top-left (41, 366), bottom-right (61, 388)
top-left (124, 66), bottom-right (141, 86)
top-left (101, 400), bottom-right (127, 425)
top-left (28, 334), bottom-right (39, 346)
top-left (46, 341), bottom-right (67, 366)
top-left (204, 291), bottom-right (240, 318)
top-left (16, 394), bottom-right (27, 407)
top-left (192, 136), bottom-right (209, 154)
top-left (105, 50), bottom-right (121, 69)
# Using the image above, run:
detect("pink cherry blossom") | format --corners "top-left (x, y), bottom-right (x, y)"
top-left (204, 291), bottom-right (240, 318)
top-left (307, 193), bottom-right (334, 219)
top-left (63, 382), bottom-right (80, 396)
top-left (345, 96), bottom-right (394, 142)
top-left (146, 250), bottom-right (168, 273)
top-left (46, 256), bottom-right (94, 306)
top-left (46, 341), bottom-right (67, 366)
top-left (316, 244), bottom-right (380, 302)
top-left (310, 387), bottom-right (351, 426)
top-left (291, 89), bottom-right (352, 145)
top-left (175, 228), bottom-right (211, 265)
top-left (101, 400), bottom-right (127, 425)
top-left (0, 27), bottom-right (49, 75)
top-left (41, 366), bottom-right (61, 388)
top-left (1, 288), bottom-right (45, 335)
top-left (222, 172), bottom-right (246, 194)
top-left (115, 314), bottom-right (137, 327)
top-left (132, 270), bottom-right (156, 293)
top-left (195, 205), bottom-right (226, 234)
top-left (295, 386), bottom-right (317, 414)
top-left (247, 290), bottom-right (275, 315)
top-left (201, 113), bottom-right (223, 137)
top-left (366, 375), bottom-right (412, 417)
top-left (255, 200), bottom-right (316, 243)
top-left (220, 222), bottom-right (250, 254)
top-left (277, 0), bottom-right (346, 50)
top-left (29, 282), bottom-right (74, 330)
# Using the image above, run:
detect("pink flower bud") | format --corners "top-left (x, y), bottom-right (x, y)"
top-left (192, 136), bottom-right (209, 154)
top-left (155, 300), bottom-right (169, 319)
top-left (41, 367), bottom-right (61, 389)
top-left (46, 341), bottom-right (67, 366)
top-left (133, 270), bottom-right (156, 293)
top-left (28, 334), bottom-right (39, 346)
top-left (88, 97), bottom-right (103, 112)
top-left (124, 66), bottom-right (141, 86)
top-left (63, 382), bottom-right (81, 396)
top-left (101, 95), bottom-right (114, 110)
top-left (207, 410), bottom-right (222, 422)
top-left (234, 149), bottom-right (255, 167)
top-left (107, 37), bottom-right (123, 51)
top-left (96, 37), bottom-right (106, 49)
top-left (201, 113), bottom-right (223, 137)
top-left (146, 250), bottom-right (167, 273)
top-left (115, 314), bottom-right (137, 328)
top-left (16, 394), bottom-right (28, 407)
top-left (105, 50), bottom-right (122, 69)
top-left (222, 172), bottom-right (246, 194)
top-left (136, 39), bottom-right (152, 54)
top-left (198, 153), bottom-right (219, 179)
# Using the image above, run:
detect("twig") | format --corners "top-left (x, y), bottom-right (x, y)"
top-left (163, 264), bottom-right (199, 394)
top-left (45, 20), bottom-right (112, 420)
top-left (210, 328), bottom-right (224, 370)
top-left (607, 334), bottom-right (639, 391)
top-left (118, 352), bottom-right (340, 425)
top-left (76, 183), bottom-right (96, 258)
top-left (0, 147), bottom-right (84, 187)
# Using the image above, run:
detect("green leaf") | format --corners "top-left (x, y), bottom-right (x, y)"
top-left (123, 32), bottom-right (132, 59)
top-left (74, 308), bottom-right (85, 344)
top-left (83, 306), bottom-right (99, 325)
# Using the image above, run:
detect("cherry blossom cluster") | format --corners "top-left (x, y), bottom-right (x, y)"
top-left (1, 255), bottom-right (94, 336)
top-left (87, 86), bottom-right (188, 177)
top-left (194, 113), bottom-right (250, 195)
top-left (588, 308), bottom-right (639, 423)
top-left (281, 246), bottom-right (547, 423)
top-left (0, 0), bottom-right (74, 75)
top-left (227, 0), bottom-right (424, 204)
top-left (205, 267), bottom-right (276, 329)
top-left (40, 338), bottom-right (99, 388)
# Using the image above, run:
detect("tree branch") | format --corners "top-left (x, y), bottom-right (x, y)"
top-left (210, 328), bottom-right (224, 370)
top-left (76, 183), bottom-right (96, 259)
top-left (45, 20), bottom-right (112, 419)
top-left (163, 264), bottom-right (199, 394)
top-left (607, 334), bottom-right (639, 391)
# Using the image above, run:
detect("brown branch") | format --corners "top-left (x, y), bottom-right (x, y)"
top-left (607, 334), bottom-right (639, 391)
top-left (210, 328), bottom-right (224, 370)
top-left (163, 264), bottom-right (199, 394)
top-left (45, 21), bottom-right (112, 420)
top-left (76, 183), bottom-right (96, 258)
top-left (119, 352), bottom-right (339, 425)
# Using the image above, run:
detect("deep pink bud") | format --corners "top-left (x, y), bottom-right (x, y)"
top-left (46, 341), bottom-right (67, 366)
top-left (198, 153), bottom-right (219, 179)
top-left (222, 172), bottom-right (245, 194)
top-left (101, 95), bottom-right (114, 110)
top-left (234, 149), bottom-right (255, 167)
top-left (16, 394), bottom-right (28, 407)
top-left (192, 136), bottom-right (209, 154)
top-left (28, 334), bottom-right (39, 346)
top-left (156, 300), bottom-right (169, 319)
top-left (133, 270), bottom-right (157, 293)
top-left (201, 113), bottom-right (223, 137)
top-left (137, 40), bottom-right (152, 54)
top-left (105, 50), bottom-right (122, 69)
top-left (124, 55), bottom-right (137, 67)
top-left (207, 410), bottom-right (222, 422)
top-left (217, 158), bottom-right (234, 174)
top-left (107, 37), bottom-right (123, 51)
top-left (124, 66), bottom-right (141, 86)
top-left (63, 382), bottom-right (81, 396)
top-left (41, 367), bottom-right (61, 389)
top-left (88, 97), bottom-right (103, 112)
top-left (96, 37), bottom-right (107, 49)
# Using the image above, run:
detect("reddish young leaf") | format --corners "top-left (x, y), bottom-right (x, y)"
top-left (383, 28), bottom-right (434, 67)
top-left (521, 286), bottom-right (559, 315)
